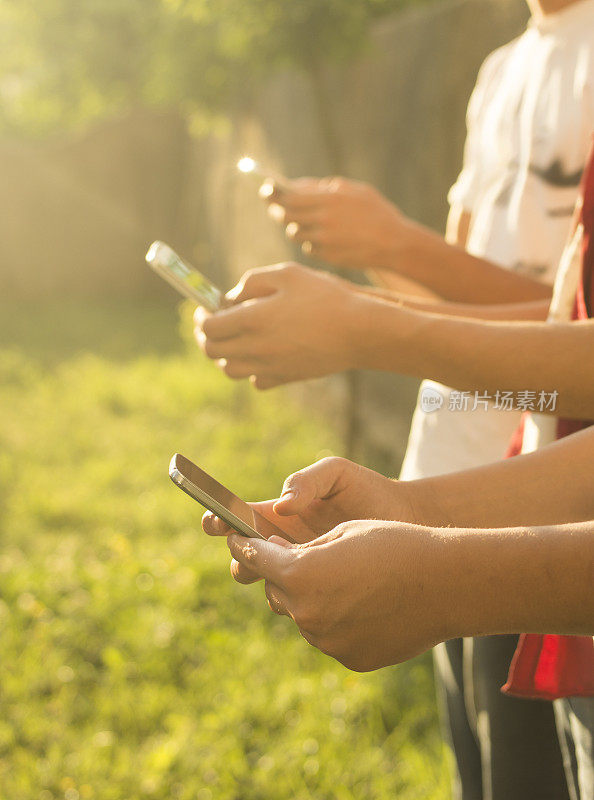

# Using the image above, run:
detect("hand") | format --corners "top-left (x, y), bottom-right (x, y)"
top-left (226, 519), bottom-right (451, 671)
top-left (202, 499), bottom-right (319, 585)
top-left (202, 456), bottom-right (426, 585)
top-left (193, 263), bottom-right (360, 389)
top-left (260, 177), bottom-right (411, 271)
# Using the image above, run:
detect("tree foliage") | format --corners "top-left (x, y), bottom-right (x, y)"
top-left (0, 0), bottom-right (419, 137)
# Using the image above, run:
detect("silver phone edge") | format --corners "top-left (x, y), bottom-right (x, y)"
top-left (149, 262), bottom-right (220, 312)
top-left (170, 467), bottom-right (266, 540)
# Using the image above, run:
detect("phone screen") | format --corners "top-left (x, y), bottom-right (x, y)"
top-left (169, 454), bottom-right (294, 542)
top-left (146, 241), bottom-right (222, 311)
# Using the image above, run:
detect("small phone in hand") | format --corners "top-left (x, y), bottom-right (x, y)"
top-left (169, 454), bottom-right (294, 542)
top-left (146, 241), bottom-right (222, 311)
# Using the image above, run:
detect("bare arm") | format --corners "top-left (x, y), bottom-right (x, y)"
top-left (365, 205), bottom-right (471, 298)
top-left (358, 284), bottom-right (551, 321)
top-left (270, 430), bottom-right (594, 536)
top-left (391, 217), bottom-right (552, 304)
top-left (411, 426), bottom-right (594, 528)
top-left (223, 518), bottom-right (593, 671)
top-left (360, 205), bottom-right (549, 320)
top-left (207, 430), bottom-right (594, 587)
top-left (351, 292), bottom-right (592, 418)
top-left (364, 270), bottom-right (442, 300)
top-left (267, 179), bottom-right (552, 304)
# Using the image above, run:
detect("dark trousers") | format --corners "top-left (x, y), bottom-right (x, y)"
top-left (433, 635), bottom-right (570, 800)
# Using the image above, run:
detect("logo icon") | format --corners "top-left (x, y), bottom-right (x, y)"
top-left (420, 386), bottom-right (444, 413)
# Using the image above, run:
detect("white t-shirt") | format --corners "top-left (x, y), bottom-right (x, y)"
top-left (400, 0), bottom-right (594, 480)
top-left (521, 220), bottom-right (584, 452)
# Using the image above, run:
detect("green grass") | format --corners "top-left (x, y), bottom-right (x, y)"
top-left (0, 300), bottom-right (449, 800)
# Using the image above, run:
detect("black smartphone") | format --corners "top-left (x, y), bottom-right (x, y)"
top-left (169, 454), bottom-right (294, 542)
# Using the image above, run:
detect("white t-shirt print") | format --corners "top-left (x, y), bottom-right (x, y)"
top-left (400, 0), bottom-right (594, 480)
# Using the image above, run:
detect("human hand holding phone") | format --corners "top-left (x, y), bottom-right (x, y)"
top-left (202, 456), bottom-right (426, 585)
top-left (259, 177), bottom-right (408, 269)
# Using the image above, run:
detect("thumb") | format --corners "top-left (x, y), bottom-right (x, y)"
top-left (225, 268), bottom-right (279, 306)
top-left (273, 457), bottom-right (349, 516)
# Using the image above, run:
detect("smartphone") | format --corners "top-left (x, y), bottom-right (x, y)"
top-left (169, 454), bottom-right (294, 542)
top-left (146, 241), bottom-right (222, 311)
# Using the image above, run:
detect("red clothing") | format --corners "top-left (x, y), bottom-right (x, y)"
top-left (502, 140), bottom-right (594, 700)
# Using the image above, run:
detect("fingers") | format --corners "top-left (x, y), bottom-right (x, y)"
top-left (225, 269), bottom-right (279, 305)
top-left (273, 457), bottom-right (349, 516)
top-left (227, 533), bottom-right (294, 584)
top-left (202, 511), bottom-right (233, 537)
top-left (249, 373), bottom-right (285, 391)
top-left (228, 531), bottom-right (295, 585)
top-left (230, 557), bottom-right (262, 585)
top-left (260, 178), bottom-right (323, 208)
top-left (193, 303), bottom-right (259, 342)
top-left (284, 208), bottom-right (324, 232)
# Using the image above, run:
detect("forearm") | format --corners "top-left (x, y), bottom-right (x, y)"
top-left (436, 522), bottom-right (594, 638)
top-left (352, 294), bottom-right (593, 418)
top-left (357, 285), bottom-right (550, 321)
top-left (389, 218), bottom-right (552, 304)
top-left (365, 270), bottom-right (443, 300)
top-left (403, 427), bottom-right (594, 529)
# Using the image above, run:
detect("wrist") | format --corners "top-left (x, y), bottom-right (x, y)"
top-left (398, 477), bottom-right (453, 529)
top-left (347, 291), bottom-right (432, 377)
top-left (342, 291), bottom-right (377, 369)
top-left (377, 213), bottom-right (418, 270)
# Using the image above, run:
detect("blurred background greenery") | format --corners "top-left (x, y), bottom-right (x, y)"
top-left (0, 1), bottom-right (529, 797)
top-left (0, 301), bottom-right (448, 799)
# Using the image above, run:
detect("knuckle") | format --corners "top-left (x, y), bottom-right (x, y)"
top-left (319, 455), bottom-right (345, 470)
top-left (331, 521), bottom-right (352, 539)
top-left (326, 176), bottom-right (345, 192)
top-left (282, 470), bottom-right (303, 492)
top-left (280, 557), bottom-right (303, 591)
top-left (203, 339), bottom-right (219, 359)
top-left (242, 541), bottom-right (258, 563)
top-left (241, 268), bottom-right (259, 286)
top-left (279, 261), bottom-right (301, 279)
top-left (201, 316), bottom-right (214, 337)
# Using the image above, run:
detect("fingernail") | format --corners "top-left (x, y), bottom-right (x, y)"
top-left (280, 489), bottom-right (297, 501)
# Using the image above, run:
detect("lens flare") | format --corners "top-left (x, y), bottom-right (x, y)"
top-left (237, 156), bottom-right (257, 174)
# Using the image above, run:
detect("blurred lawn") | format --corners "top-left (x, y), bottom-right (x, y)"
top-left (0, 300), bottom-right (449, 800)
